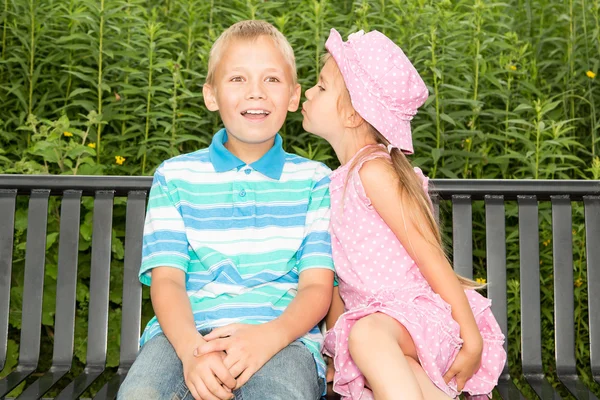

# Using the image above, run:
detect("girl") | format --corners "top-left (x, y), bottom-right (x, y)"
top-left (301, 29), bottom-right (506, 400)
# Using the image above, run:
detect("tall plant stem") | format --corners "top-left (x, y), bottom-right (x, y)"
top-left (430, 27), bottom-right (442, 179)
top-left (96, 0), bottom-right (105, 163)
top-left (27, 0), bottom-right (35, 146)
top-left (142, 20), bottom-right (157, 175)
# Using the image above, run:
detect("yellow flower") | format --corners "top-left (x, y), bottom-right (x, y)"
top-left (115, 155), bottom-right (126, 165)
top-left (575, 278), bottom-right (583, 288)
top-left (465, 138), bottom-right (472, 144)
top-left (476, 277), bottom-right (486, 285)
top-left (63, 131), bottom-right (73, 137)
top-left (587, 70), bottom-right (596, 79)
top-left (88, 143), bottom-right (96, 149)
top-left (509, 65), bottom-right (517, 71)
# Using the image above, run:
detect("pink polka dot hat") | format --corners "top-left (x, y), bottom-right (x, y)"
top-left (325, 28), bottom-right (429, 154)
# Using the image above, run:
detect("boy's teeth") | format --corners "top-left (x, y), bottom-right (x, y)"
top-left (244, 110), bottom-right (270, 115)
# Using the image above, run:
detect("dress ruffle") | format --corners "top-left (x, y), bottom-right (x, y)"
top-left (323, 288), bottom-right (506, 399)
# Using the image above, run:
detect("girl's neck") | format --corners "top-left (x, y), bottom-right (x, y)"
top-left (330, 129), bottom-right (378, 165)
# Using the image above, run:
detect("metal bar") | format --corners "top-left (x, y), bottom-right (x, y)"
top-left (496, 376), bottom-right (528, 400)
top-left (93, 372), bottom-right (127, 400)
top-left (518, 195), bottom-right (559, 399)
top-left (0, 189), bottom-right (16, 370)
top-left (54, 367), bottom-right (104, 400)
top-left (86, 191), bottom-right (114, 367)
top-left (452, 195), bottom-right (473, 279)
top-left (0, 367), bottom-right (36, 398)
top-left (1, 175), bottom-right (599, 200)
top-left (52, 190), bottom-right (82, 367)
top-left (0, 175), bottom-right (152, 196)
top-left (551, 196), bottom-right (576, 372)
top-left (584, 196), bottom-right (600, 384)
top-left (19, 189), bottom-right (50, 367)
top-left (430, 193), bottom-right (440, 225)
top-left (484, 196), bottom-right (508, 365)
top-left (119, 191), bottom-right (146, 369)
top-left (15, 367), bottom-right (70, 399)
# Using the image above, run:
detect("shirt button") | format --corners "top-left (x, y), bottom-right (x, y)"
top-left (239, 189), bottom-right (246, 197)
top-left (244, 169), bottom-right (252, 175)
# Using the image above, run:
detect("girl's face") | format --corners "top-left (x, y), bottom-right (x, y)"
top-left (301, 58), bottom-right (350, 142)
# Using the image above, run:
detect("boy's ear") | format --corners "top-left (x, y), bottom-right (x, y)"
top-left (287, 83), bottom-right (301, 112)
top-left (203, 84), bottom-right (219, 111)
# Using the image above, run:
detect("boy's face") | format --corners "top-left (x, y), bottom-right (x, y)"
top-left (203, 36), bottom-right (301, 148)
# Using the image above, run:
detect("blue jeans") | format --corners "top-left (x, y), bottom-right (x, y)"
top-left (117, 333), bottom-right (324, 400)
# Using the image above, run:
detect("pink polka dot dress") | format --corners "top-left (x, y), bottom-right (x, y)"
top-left (323, 146), bottom-right (507, 400)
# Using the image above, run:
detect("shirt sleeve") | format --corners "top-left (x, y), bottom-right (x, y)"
top-left (296, 173), bottom-right (335, 273)
top-left (139, 164), bottom-right (190, 285)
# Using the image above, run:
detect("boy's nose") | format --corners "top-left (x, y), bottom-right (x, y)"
top-left (246, 81), bottom-right (266, 100)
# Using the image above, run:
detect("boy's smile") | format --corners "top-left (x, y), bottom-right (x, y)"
top-left (203, 36), bottom-right (301, 160)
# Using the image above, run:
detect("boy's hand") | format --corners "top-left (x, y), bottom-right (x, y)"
top-left (181, 348), bottom-right (236, 400)
top-left (195, 323), bottom-right (286, 389)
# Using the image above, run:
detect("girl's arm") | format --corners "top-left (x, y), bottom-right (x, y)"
top-left (359, 159), bottom-right (483, 351)
top-left (325, 286), bottom-right (345, 331)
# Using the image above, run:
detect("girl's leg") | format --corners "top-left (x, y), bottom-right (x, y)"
top-left (406, 357), bottom-right (454, 400)
top-left (348, 313), bottom-right (452, 400)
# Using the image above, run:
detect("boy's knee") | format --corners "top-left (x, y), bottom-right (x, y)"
top-left (117, 384), bottom-right (162, 400)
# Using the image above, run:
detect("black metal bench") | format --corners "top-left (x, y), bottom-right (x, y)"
top-left (0, 175), bottom-right (599, 399)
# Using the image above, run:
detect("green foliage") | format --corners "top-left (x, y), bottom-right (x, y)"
top-left (1, 0), bottom-right (599, 398)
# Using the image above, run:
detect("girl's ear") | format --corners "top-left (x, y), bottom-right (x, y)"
top-left (345, 110), bottom-right (366, 129)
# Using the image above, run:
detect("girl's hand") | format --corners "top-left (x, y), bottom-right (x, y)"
top-left (442, 340), bottom-right (483, 392)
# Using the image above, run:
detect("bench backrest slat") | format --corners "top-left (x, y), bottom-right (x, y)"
top-left (551, 195), bottom-right (577, 375)
top-left (119, 191), bottom-right (146, 368)
top-left (52, 190), bottom-right (82, 366)
top-left (584, 195), bottom-right (600, 378)
top-left (452, 195), bottom-right (473, 279)
top-left (518, 195), bottom-right (543, 375)
top-left (19, 189), bottom-right (50, 367)
top-left (0, 189), bottom-right (17, 370)
top-left (86, 190), bottom-right (114, 367)
top-left (484, 195), bottom-right (509, 375)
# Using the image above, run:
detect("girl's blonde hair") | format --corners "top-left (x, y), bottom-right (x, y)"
top-left (325, 54), bottom-right (482, 290)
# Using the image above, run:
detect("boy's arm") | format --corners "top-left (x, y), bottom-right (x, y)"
top-left (151, 267), bottom-right (236, 399)
top-left (142, 167), bottom-right (235, 399)
top-left (324, 286), bottom-right (344, 332)
top-left (151, 267), bottom-right (205, 359)
top-left (271, 268), bottom-right (334, 344)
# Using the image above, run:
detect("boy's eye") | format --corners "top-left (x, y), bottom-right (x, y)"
top-left (266, 77), bottom-right (280, 83)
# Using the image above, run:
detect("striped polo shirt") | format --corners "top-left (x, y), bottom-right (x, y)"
top-left (139, 128), bottom-right (334, 384)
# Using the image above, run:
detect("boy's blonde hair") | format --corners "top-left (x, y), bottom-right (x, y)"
top-left (206, 20), bottom-right (297, 85)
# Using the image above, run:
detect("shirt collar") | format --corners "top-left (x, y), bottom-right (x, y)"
top-left (208, 128), bottom-right (286, 180)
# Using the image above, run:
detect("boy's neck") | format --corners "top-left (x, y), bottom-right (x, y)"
top-left (224, 135), bottom-right (276, 165)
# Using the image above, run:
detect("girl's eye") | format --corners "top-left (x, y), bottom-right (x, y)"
top-left (318, 85), bottom-right (325, 91)
top-left (266, 77), bottom-right (280, 83)
top-left (230, 76), bottom-right (243, 82)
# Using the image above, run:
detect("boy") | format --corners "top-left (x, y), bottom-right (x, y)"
top-left (117, 20), bottom-right (334, 400)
